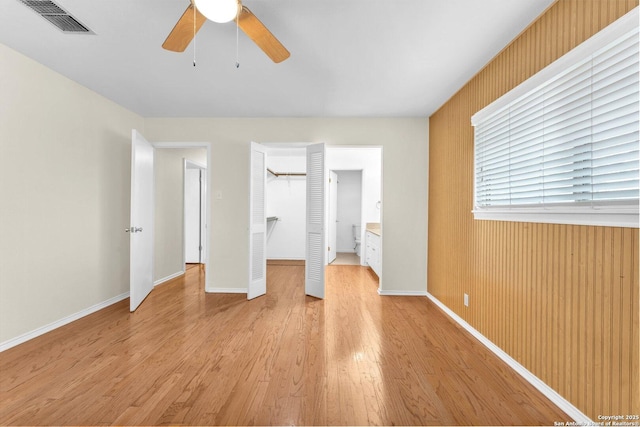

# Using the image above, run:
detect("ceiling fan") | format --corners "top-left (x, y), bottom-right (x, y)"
top-left (162, 0), bottom-right (290, 63)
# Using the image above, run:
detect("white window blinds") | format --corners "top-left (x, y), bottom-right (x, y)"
top-left (471, 8), bottom-right (639, 228)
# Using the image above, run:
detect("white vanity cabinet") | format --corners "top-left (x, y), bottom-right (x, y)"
top-left (365, 231), bottom-right (381, 277)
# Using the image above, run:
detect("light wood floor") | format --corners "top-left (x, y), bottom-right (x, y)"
top-left (0, 264), bottom-right (568, 425)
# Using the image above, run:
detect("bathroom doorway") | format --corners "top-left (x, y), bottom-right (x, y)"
top-left (328, 170), bottom-right (362, 266)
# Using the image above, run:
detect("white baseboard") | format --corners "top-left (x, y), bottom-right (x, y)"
top-left (426, 293), bottom-right (591, 424)
top-left (205, 287), bottom-right (247, 294)
top-left (154, 270), bottom-right (185, 287)
top-left (377, 289), bottom-right (428, 296)
top-left (0, 292), bottom-right (130, 353)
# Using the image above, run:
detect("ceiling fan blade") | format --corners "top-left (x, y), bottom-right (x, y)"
top-left (236, 6), bottom-right (290, 63)
top-left (162, 4), bottom-right (207, 52)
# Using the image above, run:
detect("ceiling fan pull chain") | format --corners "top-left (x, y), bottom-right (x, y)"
top-left (193, 4), bottom-right (197, 67)
top-left (235, 15), bottom-right (240, 68)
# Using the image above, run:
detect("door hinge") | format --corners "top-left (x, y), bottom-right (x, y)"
top-left (328, 246), bottom-right (330, 251)
top-left (199, 245), bottom-right (203, 251)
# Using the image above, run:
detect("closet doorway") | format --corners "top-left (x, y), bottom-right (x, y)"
top-left (253, 144), bottom-right (382, 298)
top-left (264, 145), bottom-right (308, 263)
top-left (250, 143), bottom-right (325, 299)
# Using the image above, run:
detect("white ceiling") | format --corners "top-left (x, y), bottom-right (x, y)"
top-left (0, 0), bottom-right (555, 118)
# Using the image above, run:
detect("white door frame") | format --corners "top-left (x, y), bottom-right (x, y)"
top-left (154, 142), bottom-right (212, 277)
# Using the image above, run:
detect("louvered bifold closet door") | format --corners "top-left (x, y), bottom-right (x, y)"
top-left (305, 143), bottom-right (325, 299)
top-left (248, 142), bottom-right (267, 300)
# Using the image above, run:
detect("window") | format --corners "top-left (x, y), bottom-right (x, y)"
top-left (471, 8), bottom-right (639, 228)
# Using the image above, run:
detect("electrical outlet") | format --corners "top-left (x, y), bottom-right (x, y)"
top-left (464, 293), bottom-right (469, 307)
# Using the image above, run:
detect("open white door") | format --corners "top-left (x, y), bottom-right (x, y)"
top-left (248, 142), bottom-right (267, 299)
top-left (130, 130), bottom-right (154, 311)
top-left (328, 170), bottom-right (338, 264)
top-left (185, 163), bottom-right (206, 264)
top-left (305, 143), bottom-right (326, 299)
top-left (184, 168), bottom-right (201, 263)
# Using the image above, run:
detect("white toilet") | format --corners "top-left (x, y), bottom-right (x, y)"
top-left (353, 224), bottom-right (362, 256)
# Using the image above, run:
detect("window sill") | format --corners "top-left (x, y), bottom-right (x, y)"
top-left (472, 209), bottom-right (639, 228)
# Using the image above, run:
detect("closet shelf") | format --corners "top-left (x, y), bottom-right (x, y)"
top-left (267, 168), bottom-right (306, 177)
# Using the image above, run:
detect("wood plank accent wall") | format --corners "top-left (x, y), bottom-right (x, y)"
top-left (428, 0), bottom-right (639, 420)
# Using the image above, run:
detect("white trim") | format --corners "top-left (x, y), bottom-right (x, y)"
top-left (471, 7), bottom-right (639, 125)
top-left (426, 293), bottom-right (592, 424)
top-left (473, 210), bottom-right (639, 228)
top-left (152, 142), bottom-right (212, 149)
top-left (154, 271), bottom-right (185, 287)
top-left (205, 287), bottom-right (248, 294)
top-left (0, 292), bottom-right (129, 353)
top-left (377, 289), bottom-right (428, 297)
top-left (185, 159), bottom-right (207, 170)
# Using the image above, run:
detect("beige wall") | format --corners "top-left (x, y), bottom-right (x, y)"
top-left (0, 43), bottom-right (144, 343)
top-left (144, 118), bottom-right (429, 294)
top-left (154, 148), bottom-right (207, 282)
top-left (0, 43), bottom-right (429, 345)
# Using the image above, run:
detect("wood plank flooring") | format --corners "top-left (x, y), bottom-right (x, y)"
top-left (0, 264), bottom-right (568, 425)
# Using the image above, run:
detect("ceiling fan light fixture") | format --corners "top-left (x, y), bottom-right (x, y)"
top-left (194, 0), bottom-right (240, 23)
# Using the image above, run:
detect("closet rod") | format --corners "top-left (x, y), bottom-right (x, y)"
top-left (267, 168), bottom-right (306, 177)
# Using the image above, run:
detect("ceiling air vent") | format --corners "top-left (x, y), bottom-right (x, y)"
top-left (17, 0), bottom-right (94, 34)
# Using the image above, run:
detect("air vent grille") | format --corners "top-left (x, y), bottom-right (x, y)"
top-left (21, 0), bottom-right (65, 14)
top-left (42, 14), bottom-right (90, 32)
top-left (18, 0), bottom-right (94, 33)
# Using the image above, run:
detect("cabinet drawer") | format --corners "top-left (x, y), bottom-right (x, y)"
top-left (365, 231), bottom-right (381, 277)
